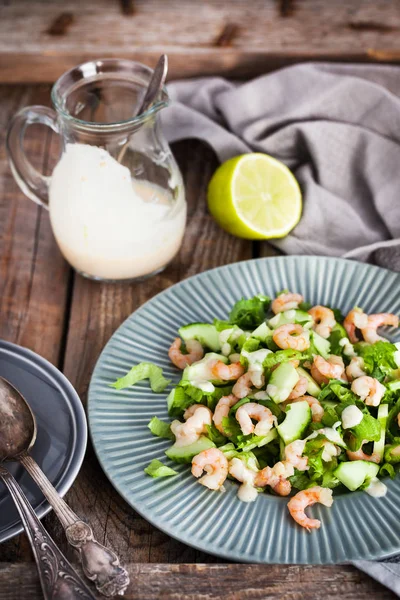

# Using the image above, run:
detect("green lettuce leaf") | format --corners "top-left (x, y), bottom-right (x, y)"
top-left (205, 423), bottom-right (227, 445)
top-left (318, 381), bottom-right (357, 404)
top-left (178, 382), bottom-right (233, 412)
top-left (218, 442), bottom-right (237, 459)
top-left (298, 301), bottom-right (312, 312)
top-left (213, 318), bottom-right (232, 331)
top-left (263, 349), bottom-right (303, 369)
top-left (356, 341), bottom-right (398, 382)
top-left (380, 462), bottom-right (396, 478)
top-left (147, 417), bottom-right (174, 440)
top-left (384, 443), bottom-right (400, 464)
top-left (289, 470), bottom-right (312, 491)
top-left (345, 413), bottom-right (381, 451)
top-left (111, 362), bottom-right (170, 392)
top-left (167, 387), bottom-right (193, 417)
top-left (221, 415), bottom-right (242, 441)
top-left (229, 295), bottom-right (270, 329)
top-left (144, 459), bottom-right (178, 478)
top-left (240, 338), bottom-right (261, 360)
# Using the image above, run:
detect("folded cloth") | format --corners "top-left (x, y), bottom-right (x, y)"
top-left (162, 63), bottom-right (400, 597)
top-left (162, 63), bottom-right (400, 272)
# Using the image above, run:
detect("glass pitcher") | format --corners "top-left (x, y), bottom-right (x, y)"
top-left (6, 59), bottom-right (186, 282)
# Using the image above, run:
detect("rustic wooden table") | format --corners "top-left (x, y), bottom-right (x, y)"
top-left (1, 1), bottom-right (400, 598)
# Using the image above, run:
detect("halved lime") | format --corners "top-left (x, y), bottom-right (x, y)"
top-left (207, 153), bottom-right (302, 240)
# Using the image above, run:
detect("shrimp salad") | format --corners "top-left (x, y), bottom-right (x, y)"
top-left (113, 292), bottom-right (400, 531)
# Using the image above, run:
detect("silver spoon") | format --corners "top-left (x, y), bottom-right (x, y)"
top-left (0, 376), bottom-right (130, 597)
top-left (117, 54), bottom-right (168, 163)
top-left (0, 464), bottom-right (96, 600)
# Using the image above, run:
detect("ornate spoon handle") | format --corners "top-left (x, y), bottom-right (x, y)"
top-left (19, 453), bottom-right (129, 597)
top-left (0, 465), bottom-right (96, 600)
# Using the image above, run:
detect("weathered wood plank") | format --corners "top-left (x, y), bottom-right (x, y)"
top-left (0, 562), bottom-right (396, 600)
top-left (0, 84), bottom-right (71, 560)
top-left (1, 0), bottom-right (400, 83)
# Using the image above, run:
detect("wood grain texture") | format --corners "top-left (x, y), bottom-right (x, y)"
top-left (0, 562), bottom-right (396, 600)
top-left (1, 0), bottom-right (400, 83)
top-left (0, 85), bottom-right (71, 562)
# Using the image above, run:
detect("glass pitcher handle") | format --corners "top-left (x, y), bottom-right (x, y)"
top-left (6, 105), bottom-right (59, 210)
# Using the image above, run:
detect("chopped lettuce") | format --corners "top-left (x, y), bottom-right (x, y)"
top-left (318, 381), bottom-right (357, 404)
top-left (380, 463), bottom-right (396, 478)
top-left (345, 413), bottom-right (381, 451)
top-left (384, 443), bottom-right (400, 464)
top-left (289, 470), bottom-right (312, 491)
top-left (263, 349), bottom-right (303, 369)
top-left (205, 423), bottom-right (226, 445)
top-left (111, 362), bottom-right (170, 392)
top-left (229, 295), bottom-right (270, 329)
top-left (144, 459), bottom-right (178, 478)
top-left (213, 318), bottom-right (233, 332)
top-left (177, 382), bottom-right (233, 412)
top-left (356, 341), bottom-right (398, 382)
top-left (148, 416), bottom-right (175, 440)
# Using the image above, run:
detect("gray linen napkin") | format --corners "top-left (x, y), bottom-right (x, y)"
top-left (162, 63), bottom-right (400, 595)
top-left (162, 62), bottom-right (400, 272)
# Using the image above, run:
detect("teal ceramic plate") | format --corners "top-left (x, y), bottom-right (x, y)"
top-left (88, 256), bottom-right (400, 564)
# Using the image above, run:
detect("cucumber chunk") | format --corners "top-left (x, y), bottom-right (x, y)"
top-left (267, 362), bottom-right (299, 404)
top-left (165, 436), bottom-right (216, 464)
top-left (311, 331), bottom-right (331, 359)
top-left (268, 310), bottom-right (313, 329)
top-left (251, 322), bottom-right (272, 342)
top-left (296, 366), bottom-right (321, 397)
top-left (334, 460), bottom-right (379, 491)
top-left (277, 400), bottom-right (312, 445)
top-left (179, 323), bottom-right (221, 352)
top-left (373, 403), bottom-right (389, 461)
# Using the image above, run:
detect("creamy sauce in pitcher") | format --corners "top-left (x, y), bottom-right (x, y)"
top-left (49, 144), bottom-right (186, 280)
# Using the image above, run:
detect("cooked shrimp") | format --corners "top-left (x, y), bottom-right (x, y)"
top-left (361, 313), bottom-right (399, 344)
top-left (171, 405), bottom-right (212, 447)
top-left (311, 355), bottom-right (345, 386)
top-left (345, 356), bottom-right (366, 382)
top-left (168, 338), bottom-right (204, 369)
top-left (232, 372), bottom-right (253, 399)
top-left (284, 439), bottom-right (309, 471)
top-left (211, 360), bottom-right (245, 381)
top-left (254, 461), bottom-right (294, 496)
top-left (236, 402), bottom-right (276, 436)
top-left (191, 448), bottom-right (228, 490)
top-left (343, 308), bottom-right (368, 344)
top-left (272, 292), bottom-right (303, 314)
top-left (273, 324), bottom-right (310, 351)
top-left (287, 487), bottom-right (333, 531)
top-left (183, 404), bottom-right (203, 420)
top-left (308, 306), bottom-right (336, 339)
top-left (351, 376), bottom-right (386, 407)
top-left (213, 394), bottom-right (239, 434)
top-left (288, 377), bottom-right (308, 400)
top-left (288, 395), bottom-right (324, 423)
top-left (347, 441), bottom-right (381, 464)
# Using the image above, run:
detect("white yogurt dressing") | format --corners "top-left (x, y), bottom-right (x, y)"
top-left (229, 457), bottom-right (258, 503)
top-left (365, 477), bottom-right (387, 498)
top-left (341, 405), bottom-right (364, 429)
top-left (49, 144), bottom-right (186, 280)
top-left (339, 337), bottom-right (356, 358)
top-left (241, 348), bottom-right (271, 388)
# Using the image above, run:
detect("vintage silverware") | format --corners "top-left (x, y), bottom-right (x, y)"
top-left (0, 376), bottom-right (129, 597)
top-left (0, 464), bottom-right (96, 600)
top-left (117, 53), bottom-right (168, 162)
